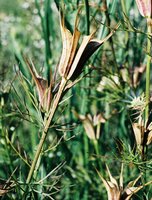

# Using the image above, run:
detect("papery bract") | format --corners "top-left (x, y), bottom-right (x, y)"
top-left (135, 0), bottom-right (152, 17)
top-left (26, 59), bottom-right (52, 112)
top-left (58, 12), bottom-right (119, 80)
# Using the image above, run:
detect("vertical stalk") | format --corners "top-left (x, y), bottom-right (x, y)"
top-left (142, 21), bottom-right (151, 199)
top-left (93, 140), bottom-right (99, 155)
top-left (83, 0), bottom-right (90, 101)
top-left (84, 0), bottom-right (90, 35)
top-left (121, 0), bottom-right (127, 15)
top-left (143, 21), bottom-right (151, 189)
top-left (103, 0), bottom-right (117, 70)
top-left (82, 0), bottom-right (90, 172)
top-left (26, 78), bottom-right (67, 184)
top-left (145, 20), bottom-right (151, 121)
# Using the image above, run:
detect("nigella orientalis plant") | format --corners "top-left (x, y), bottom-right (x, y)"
top-left (24, 11), bottom-right (120, 184)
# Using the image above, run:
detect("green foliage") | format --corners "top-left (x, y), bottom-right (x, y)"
top-left (0, 0), bottom-right (152, 199)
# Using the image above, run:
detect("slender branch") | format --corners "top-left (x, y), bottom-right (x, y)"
top-left (26, 78), bottom-right (67, 184)
top-left (145, 20), bottom-right (151, 121)
top-left (6, 135), bottom-right (30, 167)
top-left (84, 0), bottom-right (90, 35)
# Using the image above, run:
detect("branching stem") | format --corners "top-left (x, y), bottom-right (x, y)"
top-left (26, 78), bottom-right (67, 184)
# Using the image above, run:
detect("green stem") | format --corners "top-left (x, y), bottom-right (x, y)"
top-left (93, 139), bottom-right (99, 155)
top-left (35, 0), bottom-right (52, 81)
top-left (26, 78), bottom-right (67, 184)
top-left (84, 0), bottom-right (90, 35)
top-left (120, 0), bottom-right (127, 16)
top-left (145, 21), bottom-right (151, 121)
top-left (103, 0), bottom-right (117, 70)
top-left (142, 21), bottom-right (151, 193)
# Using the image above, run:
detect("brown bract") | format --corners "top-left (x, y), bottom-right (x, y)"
top-left (58, 12), bottom-right (119, 80)
top-left (96, 164), bottom-right (147, 200)
top-left (132, 117), bottom-right (152, 146)
top-left (25, 12), bottom-right (119, 113)
top-left (74, 112), bottom-right (106, 140)
top-left (25, 59), bottom-right (52, 112)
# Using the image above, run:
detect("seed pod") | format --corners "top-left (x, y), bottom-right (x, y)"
top-left (58, 11), bottom-right (120, 80)
top-left (25, 58), bottom-right (52, 112)
top-left (135, 0), bottom-right (152, 18)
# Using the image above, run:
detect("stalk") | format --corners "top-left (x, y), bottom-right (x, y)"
top-left (84, 0), bottom-right (90, 35)
top-left (141, 21), bottom-right (151, 198)
top-left (103, 0), bottom-right (117, 69)
top-left (145, 20), bottom-right (151, 121)
top-left (82, 0), bottom-right (90, 169)
top-left (142, 20), bottom-right (151, 190)
top-left (26, 78), bottom-right (67, 184)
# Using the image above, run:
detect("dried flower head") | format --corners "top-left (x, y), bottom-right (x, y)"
top-left (74, 112), bottom-right (106, 140)
top-left (96, 164), bottom-right (151, 200)
top-left (25, 59), bottom-right (52, 112)
top-left (132, 116), bottom-right (152, 146)
top-left (58, 11), bottom-right (119, 80)
top-left (127, 93), bottom-right (146, 113)
top-left (120, 64), bottom-right (146, 88)
top-left (25, 11), bottom-right (119, 112)
top-left (97, 75), bottom-right (120, 92)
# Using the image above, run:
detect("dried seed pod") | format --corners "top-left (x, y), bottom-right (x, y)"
top-left (58, 11), bottom-right (120, 80)
top-left (58, 11), bottom-right (81, 78)
top-left (25, 58), bottom-right (52, 112)
top-left (132, 116), bottom-right (152, 148)
top-left (96, 164), bottom-right (148, 200)
top-left (135, 0), bottom-right (152, 18)
top-left (74, 112), bottom-right (105, 140)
